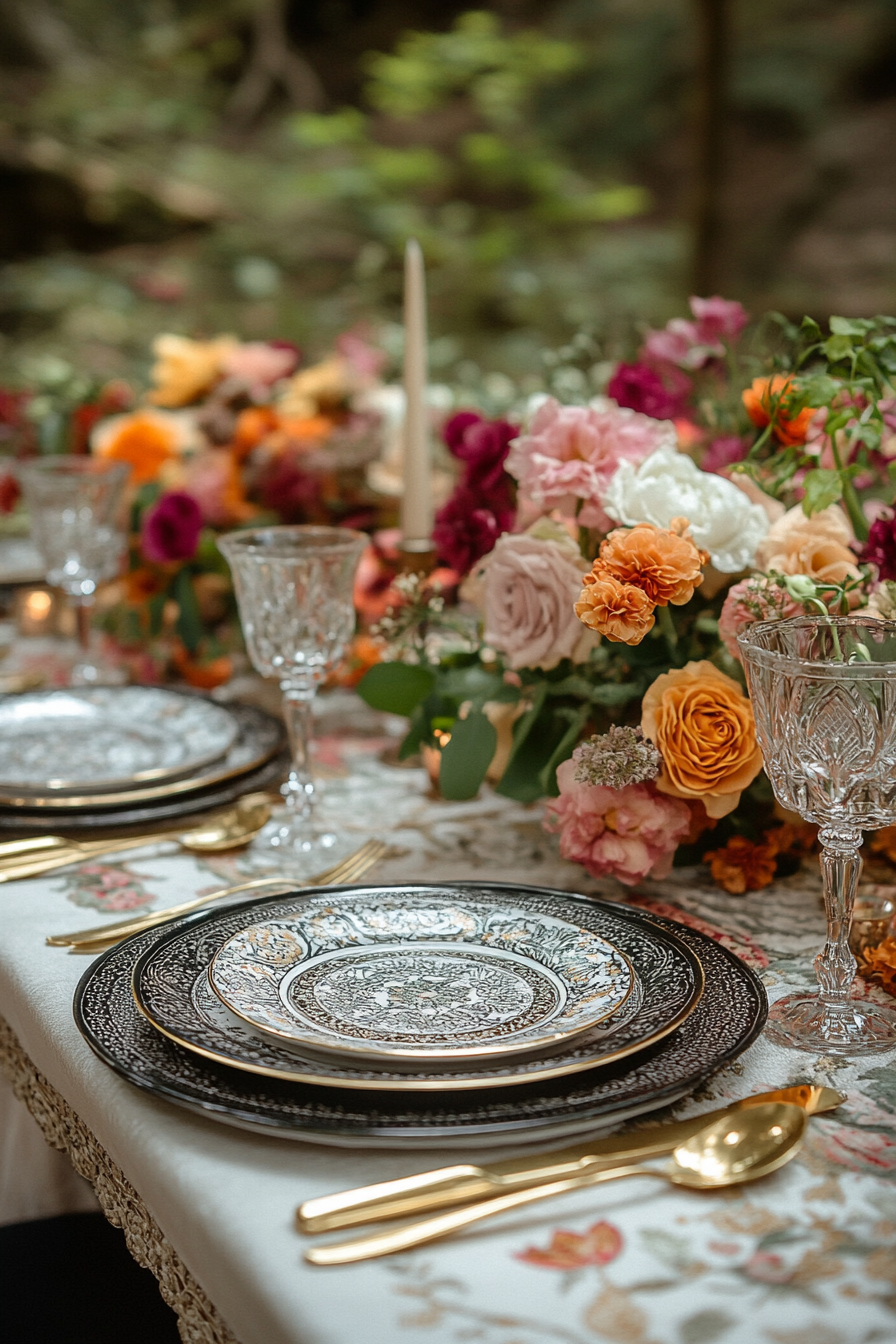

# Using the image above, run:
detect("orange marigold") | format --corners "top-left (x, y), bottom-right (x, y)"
top-left (598, 520), bottom-right (705, 607)
top-left (705, 834), bottom-right (778, 894)
top-left (742, 375), bottom-right (817, 448)
top-left (575, 571), bottom-right (655, 645)
top-left (857, 936), bottom-right (896, 996)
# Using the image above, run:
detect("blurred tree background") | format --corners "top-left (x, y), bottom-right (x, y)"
top-left (1, 0), bottom-right (894, 392)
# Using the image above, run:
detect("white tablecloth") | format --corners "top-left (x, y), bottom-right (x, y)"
top-left (2, 729), bottom-right (895, 1344)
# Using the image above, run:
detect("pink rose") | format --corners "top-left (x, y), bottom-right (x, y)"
top-left (545, 760), bottom-right (691, 885)
top-left (689, 295), bottom-right (749, 342)
top-left (481, 530), bottom-right (595, 671)
top-left (506, 397), bottom-right (675, 528)
top-left (718, 577), bottom-right (803, 661)
top-left (220, 342), bottom-right (298, 390)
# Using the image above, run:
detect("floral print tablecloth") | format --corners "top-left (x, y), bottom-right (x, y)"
top-left (3, 702), bottom-right (896, 1344)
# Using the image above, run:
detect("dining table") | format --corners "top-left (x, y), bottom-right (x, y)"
top-left (1, 699), bottom-right (894, 1344)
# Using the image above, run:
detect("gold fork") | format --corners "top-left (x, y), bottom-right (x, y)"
top-left (49, 837), bottom-right (389, 951)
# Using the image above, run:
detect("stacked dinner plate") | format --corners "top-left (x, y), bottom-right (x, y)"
top-left (0, 686), bottom-right (286, 834)
top-left (74, 882), bottom-right (767, 1148)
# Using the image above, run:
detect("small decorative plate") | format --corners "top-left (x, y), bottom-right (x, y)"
top-left (131, 887), bottom-right (701, 1090)
top-left (0, 688), bottom-right (239, 793)
top-left (207, 892), bottom-right (635, 1066)
top-left (74, 886), bottom-right (767, 1149)
top-left (0, 703), bottom-right (285, 817)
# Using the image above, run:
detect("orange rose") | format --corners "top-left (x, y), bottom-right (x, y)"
top-left (704, 834), bottom-right (778, 893)
top-left (641, 660), bottom-right (763, 818)
top-left (575, 572), bottom-right (655, 645)
top-left (597, 521), bottom-right (705, 607)
top-left (92, 409), bottom-right (192, 485)
top-left (742, 375), bottom-right (817, 448)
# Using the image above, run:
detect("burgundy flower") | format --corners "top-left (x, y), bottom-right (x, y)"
top-left (0, 472), bottom-right (20, 514)
top-left (862, 511), bottom-right (896, 581)
top-left (255, 453), bottom-right (322, 523)
top-left (141, 492), bottom-right (203, 564)
top-left (455, 419), bottom-right (518, 495)
top-left (607, 362), bottom-right (690, 421)
top-left (443, 411), bottom-right (483, 454)
top-left (433, 486), bottom-right (514, 575)
top-left (703, 435), bottom-right (748, 474)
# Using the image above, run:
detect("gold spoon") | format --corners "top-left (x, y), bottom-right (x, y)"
top-left (0, 793), bottom-right (273, 884)
top-left (305, 1102), bottom-right (806, 1266)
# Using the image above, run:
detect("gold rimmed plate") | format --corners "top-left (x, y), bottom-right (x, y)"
top-left (130, 884), bottom-right (704, 1092)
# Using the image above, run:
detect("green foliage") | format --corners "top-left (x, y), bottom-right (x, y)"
top-left (356, 662), bottom-right (435, 716)
top-left (438, 710), bottom-right (497, 800)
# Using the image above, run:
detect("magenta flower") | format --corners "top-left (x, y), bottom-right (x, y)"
top-left (689, 295), bottom-right (749, 342)
top-left (443, 411), bottom-right (484, 454)
top-left (141, 492), bottom-right (203, 564)
top-left (506, 397), bottom-right (675, 528)
top-left (862, 511), bottom-right (896, 581)
top-left (544, 759), bottom-right (691, 885)
top-left (703, 435), bottom-right (748, 474)
top-left (433, 486), bottom-right (514, 575)
top-left (607, 362), bottom-right (690, 420)
top-left (450, 416), bottom-right (518, 495)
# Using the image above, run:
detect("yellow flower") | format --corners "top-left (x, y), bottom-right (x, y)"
top-left (148, 334), bottom-right (238, 407)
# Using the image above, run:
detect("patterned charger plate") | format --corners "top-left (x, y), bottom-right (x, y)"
top-left (206, 890), bottom-right (637, 1066)
top-left (74, 884), bottom-right (766, 1147)
top-left (0, 688), bottom-right (238, 794)
top-left (0, 702), bottom-right (284, 817)
top-left (131, 885), bottom-right (701, 1090)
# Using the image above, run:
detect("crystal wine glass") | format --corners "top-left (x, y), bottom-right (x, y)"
top-left (218, 524), bottom-right (367, 875)
top-left (738, 615), bottom-right (896, 1054)
top-left (19, 456), bottom-right (129, 686)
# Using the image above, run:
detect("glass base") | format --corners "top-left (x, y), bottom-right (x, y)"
top-left (765, 991), bottom-right (896, 1056)
top-left (239, 810), bottom-right (369, 881)
top-left (70, 657), bottom-right (127, 687)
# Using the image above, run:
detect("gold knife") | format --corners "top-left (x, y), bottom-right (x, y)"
top-left (296, 1084), bottom-right (843, 1234)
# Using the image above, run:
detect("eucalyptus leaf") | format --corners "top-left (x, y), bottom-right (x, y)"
top-left (357, 662), bottom-right (436, 716)
top-left (438, 711), bottom-right (497, 800)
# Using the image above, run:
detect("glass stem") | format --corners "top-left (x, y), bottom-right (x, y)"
top-left (815, 825), bottom-right (862, 1012)
top-left (280, 683), bottom-right (316, 821)
top-left (75, 596), bottom-right (93, 652)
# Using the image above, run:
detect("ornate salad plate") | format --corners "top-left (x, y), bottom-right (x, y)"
top-left (205, 890), bottom-right (637, 1066)
top-left (131, 885), bottom-right (700, 1090)
top-left (0, 687), bottom-right (238, 793)
top-left (74, 887), bottom-right (766, 1148)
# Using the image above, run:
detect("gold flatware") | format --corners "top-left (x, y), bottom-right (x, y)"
top-left (297, 1084), bottom-right (843, 1234)
top-left (0, 794), bottom-right (273, 883)
top-left (305, 1102), bottom-right (807, 1265)
top-left (51, 837), bottom-right (389, 949)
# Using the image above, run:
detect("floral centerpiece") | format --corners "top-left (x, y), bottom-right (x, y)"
top-left (358, 301), bottom-right (896, 901)
top-left (2, 330), bottom-right (390, 686)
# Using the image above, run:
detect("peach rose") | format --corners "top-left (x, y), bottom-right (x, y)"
top-left (575, 571), bottom-right (655, 645)
top-left (641, 660), bottom-right (763, 818)
top-left (597, 520), bottom-right (705, 607)
top-left (148, 334), bottom-right (237, 407)
top-left (754, 504), bottom-right (861, 585)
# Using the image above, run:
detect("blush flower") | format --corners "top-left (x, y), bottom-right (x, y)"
top-left (754, 504), bottom-right (861, 585)
top-left (603, 445), bottom-right (769, 573)
top-left (545, 760), bottom-right (692, 885)
top-left (506, 397), bottom-right (675, 528)
top-left (481, 528), bottom-right (597, 670)
top-left (141, 492), bottom-right (203, 564)
top-left (641, 660), bottom-right (764, 818)
top-left (718, 576), bottom-right (804, 660)
top-left (220, 341), bottom-right (299, 392)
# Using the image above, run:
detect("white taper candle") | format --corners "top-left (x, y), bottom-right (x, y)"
top-left (399, 238), bottom-right (432, 542)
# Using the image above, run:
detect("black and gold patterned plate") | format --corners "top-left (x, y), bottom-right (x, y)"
top-left (74, 884), bottom-right (766, 1147)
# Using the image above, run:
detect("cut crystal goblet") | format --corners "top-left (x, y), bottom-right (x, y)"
top-left (738, 615), bottom-right (896, 1054)
top-left (218, 525), bottom-right (367, 876)
top-left (19, 456), bottom-right (129, 686)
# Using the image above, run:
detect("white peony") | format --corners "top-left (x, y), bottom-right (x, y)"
top-left (602, 446), bottom-right (769, 573)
